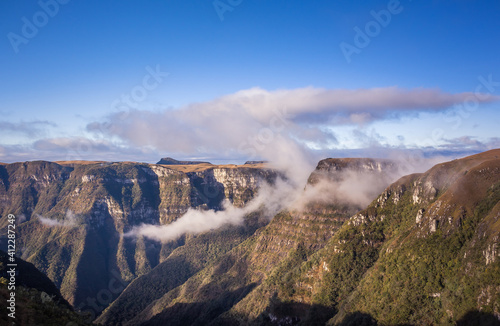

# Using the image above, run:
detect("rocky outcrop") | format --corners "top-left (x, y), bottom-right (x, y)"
top-left (308, 158), bottom-right (397, 184)
top-left (118, 158), bottom-right (400, 326)
top-left (4, 150), bottom-right (500, 325)
top-left (120, 150), bottom-right (500, 326)
top-left (0, 160), bottom-right (279, 314)
top-left (309, 150), bottom-right (500, 325)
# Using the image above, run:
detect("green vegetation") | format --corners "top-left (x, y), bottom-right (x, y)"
top-left (1, 152), bottom-right (499, 325)
top-left (96, 212), bottom-right (268, 324)
top-left (324, 158), bottom-right (500, 325)
top-left (0, 250), bottom-right (90, 326)
top-left (218, 153), bottom-right (499, 325)
top-left (0, 286), bottom-right (91, 326)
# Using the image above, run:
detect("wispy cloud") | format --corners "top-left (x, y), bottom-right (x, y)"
top-left (33, 137), bottom-right (112, 152)
top-left (0, 137), bottom-right (159, 163)
top-left (2, 87), bottom-right (498, 164)
top-left (36, 210), bottom-right (79, 228)
top-left (427, 136), bottom-right (500, 156)
top-left (125, 178), bottom-right (298, 242)
top-left (86, 86), bottom-right (498, 160)
top-left (124, 156), bottom-right (410, 243)
top-left (0, 120), bottom-right (56, 138)
top-left (30, 86), bottom-right (497, 242)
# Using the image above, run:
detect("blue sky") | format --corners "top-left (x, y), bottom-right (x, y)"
top-left (1, 0), bottom-right (499, 164)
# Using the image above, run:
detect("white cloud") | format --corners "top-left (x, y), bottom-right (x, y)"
top-left (0, 137), bottom-right (161, 163)
top-left (2, 86), bottom-right (498, 164)
top-left (124, 156), bottom-right (415, 243)
top-left (0, 120), bottom-right (56, 138)
top-left (125, 178), bottom-right (298, 242)
top-left (86, 86), bottom-right (498, 163)
top-left (37, 210), bottom-right (79, 228)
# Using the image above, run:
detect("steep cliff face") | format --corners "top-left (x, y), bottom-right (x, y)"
top-left (107, 151), bottom-right (500, 326)
top-left (309, 158), bottom-right (395, 181)
top-left (201, 167), bottom-right (278, 208)
top-left (278, 149), bottom-right (500, 325)
top-left (0, 161), bottom-right (73, 228)
top-left (5, 151), bottom-right (498, 325)
top-left (116, 158), bottom-right (399, 326)
top-left (96, 213), bottom-right (266, 326)
top-left (0, 161), bottom-right (278, 316)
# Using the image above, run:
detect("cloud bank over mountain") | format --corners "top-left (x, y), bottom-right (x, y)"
top-left (101, 86), bottom-right (499, 243)
top-left (36, 210), bottom-right (80, 228)
top-left (1, 86), bottom-right (498, 163)
top-left (87, 86), bottom-right (498, 155)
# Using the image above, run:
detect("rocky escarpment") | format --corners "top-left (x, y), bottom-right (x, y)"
top-left (115, 158), bottom-right (399, 326)
top-left (0, 160), bottom-right (279, 317)
top-left (5, 151), bottom-right (499, 325)
top-left (96, 212), bottom-right (266, 326)
top-left (276, 149), bottom-right (500, 325)
top-left (308, 157), bottom-right (397, 185)
top-left (191, 167), bottom-right (278, 208)
top-left (109, 151), bottom-right (500, 326)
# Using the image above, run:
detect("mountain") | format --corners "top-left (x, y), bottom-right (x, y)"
top-left (322, 149), bottom-right (500, 325)
top-left (250, 149), bottom-right (500, 325)
top-left (96, 150), bottom-right (500, 326)
top-left (0, 160), bottom-right (279, 319)
top-left (0, 250), bottom-right (90, 325)
top-left (95, 213), bottom-right (265, 325)
top-left (96, 158), bottom-right (398, 325)
top-left (156, 157), bottom-right (211, 165)
top-left (2, 150), bottom-right (499, 325)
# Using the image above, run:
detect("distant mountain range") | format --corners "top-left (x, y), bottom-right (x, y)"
top-left (0, 150), bottom-right (499, 325)
top-left (156, 157), bottom-right (212, 165)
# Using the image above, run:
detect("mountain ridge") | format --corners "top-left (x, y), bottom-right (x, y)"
top-left (157, 157), bottom-right (212, 165)
top-left (0, 159), bottom-right (281, 315)
top-left (98, 157), bottom-right (400, 325)
top-left (1, 151), bottom-right (499, 325)
top-left (96, 150), bottom-right (500, 325)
